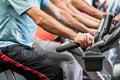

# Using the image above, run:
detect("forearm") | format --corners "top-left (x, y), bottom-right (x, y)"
top-left (26, 6), bottom-right (94, 48)
top-left (75, 14), bottom-right (99, 29)
top-left (64, 2), bottom-right (99, 28)
top-left (26, 7), bottom-right (77, 40)
top-left (55, 9), bottom-right (91, 33)
top-left (66, 2), bottom-right (100, 23)
top-left (65, 1), bottom-right (80, 14)
top-left (71, 0), bottom-right (105, 19)
top-left (44, 5), bottom-right (89, 33)
top-left (39, 15), bottom-right (77, 40)
top-left (50, 0), bottom-right (76, 17)
top-left (81, 13), bottom-right (100, 23)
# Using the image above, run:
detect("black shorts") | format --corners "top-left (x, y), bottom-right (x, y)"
top-left (0, 44), bottom-right (63, 80)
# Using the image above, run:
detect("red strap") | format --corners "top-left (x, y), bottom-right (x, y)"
top-left (0, 51), bottom-right (49, 80)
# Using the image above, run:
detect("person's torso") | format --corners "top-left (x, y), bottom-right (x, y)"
top-left (0, 0), bottom-right (50, 49)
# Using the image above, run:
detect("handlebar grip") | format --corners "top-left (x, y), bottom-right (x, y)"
top-left (56, 26), bottom-right (120, 52)
top-left (56, 42), bottom-right (80, 52)
top-left (105, 26), bottom-right (120, 45)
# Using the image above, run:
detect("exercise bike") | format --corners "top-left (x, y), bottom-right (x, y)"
top-left (56, 14), bottom-right (120, 80)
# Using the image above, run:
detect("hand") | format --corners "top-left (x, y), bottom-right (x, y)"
top-left (73, 33), bottom-right (94, 48)
top-left (88, 28), bottom-right (97, 36)
top-left (113, 15), bottom-right (120, 25)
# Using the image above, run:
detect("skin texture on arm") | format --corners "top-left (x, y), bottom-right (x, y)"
top-left (50, 0), bottom-right (100, 29)
top-left (25, 6), bottom-right (94, 48)
top-left (43, 3), bottom-right (97, 35)
top-left (70, 0), bottom-right (105, 19)
top-left (50, 0), bottom-right (75, 16)
top-left (66, 2), bottom-right (100, 28)
top-left (64, 0), bottom-right (100, 23)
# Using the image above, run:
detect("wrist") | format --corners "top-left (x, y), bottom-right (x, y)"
top-left (69, 32), bottom-right (78, 41)
top-left (86, 28), bottom-right (90, 33)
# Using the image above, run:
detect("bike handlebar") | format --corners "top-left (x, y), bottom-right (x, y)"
top-left (56, 42), bottom-right (80, 52)
top-left (56, 22), bottom-right (120, 52)
top-left (94, 14), bottom-right (114, 42)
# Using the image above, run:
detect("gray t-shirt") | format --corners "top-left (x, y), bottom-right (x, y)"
top-left (0, 0), bottom-right (50, 49)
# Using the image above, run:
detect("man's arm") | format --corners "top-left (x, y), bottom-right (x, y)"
top-left (70, 0), bottom-right (105, 19)
top-left (50, 0), bottom-right (99, 29)
top-left (43, 3), bottom-right (97, 35)
top-left (65, 1), bottom-right (100, 28)
top-left (25, 6), bottom-right (94, 48)
top-left (45, 1), bottom-right (97, 35)
top-left (50, 0), bottom-right (75, 15)
top-left (66, 1), bottom-right (100, 23)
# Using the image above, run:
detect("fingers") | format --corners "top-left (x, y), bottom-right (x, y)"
top-left (83, 33), bottom-right (94, 47)
top-left (74, 33), bottom-right (94, 48)
top-left (86, 33), bottom-right (94, 46)
top-left (112, 18), bottom-right (119, 25)
top-left (112, 20), bottom-right (119, 25)
top-left (112, 15), bottom-right (120, 25)
top-left (80, 35), bottom-right (87, 48)
top-left (89, 28), bottom-right (97, 36)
